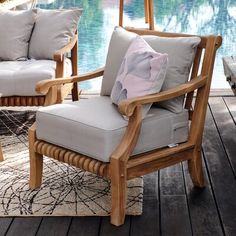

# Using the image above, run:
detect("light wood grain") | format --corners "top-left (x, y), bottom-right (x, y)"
top-left (119, 0), bottom-right (154, 30)
top-left (29, 123), bottom-right (43, 189)
top-left (0, 144), bottom-right (3, 162)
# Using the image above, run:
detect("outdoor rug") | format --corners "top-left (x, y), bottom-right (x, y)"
top-left (0, 109), bottom-right (143, 216)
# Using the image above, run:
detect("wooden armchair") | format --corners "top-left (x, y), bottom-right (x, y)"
top-left (28, 27), bottom-right (222, 226)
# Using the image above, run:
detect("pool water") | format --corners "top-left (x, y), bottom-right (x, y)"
top-left (38, 0), bottom-right (236, 90)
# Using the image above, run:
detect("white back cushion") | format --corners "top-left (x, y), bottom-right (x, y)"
top-left (29, 9), bottom-right (82, 60)
top-left (0, 10), bottom-right (35, 61)
top-left (101, 27), bottom-right (201, 113)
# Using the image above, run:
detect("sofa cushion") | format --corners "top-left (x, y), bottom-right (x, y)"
top-left (143, 35), bottom-right (201, 113)
top-left (111, 36), bottom-right (168, 117)
top-left (0, 10), bottom-right (35, 61)
top-left (29, 9), bottom-right (82, 60)
top-left (101, 27), bottom-right (201, 113)
top-left (0, 59), bottom-right (72, 97)
top-left (36, 96), bottom-right (189, 163)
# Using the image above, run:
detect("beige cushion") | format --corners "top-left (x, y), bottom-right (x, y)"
top-left (36, 96), bottom-right (189, 163)
top-left (0, 59), bottom-right (72, 96)
top-left (29, 9), bottom-right (82, 60)
top-left (101, 27), bottom-right (201, 113)
top-left (143, 35), bottom-right (200, 113)
top-left (0, 10), bottom-right (35, 61)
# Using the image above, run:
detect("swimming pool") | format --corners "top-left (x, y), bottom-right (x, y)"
top-left (38, 0), bottom-right (236, 90)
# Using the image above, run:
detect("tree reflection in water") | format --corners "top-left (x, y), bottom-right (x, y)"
top-left (37, 0), bottom-right (236, 89)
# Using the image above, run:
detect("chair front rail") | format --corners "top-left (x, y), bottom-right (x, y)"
top-left (127, 149), bottom-right (193, 180)
top-left (127, 142), bottom-right (195, 169)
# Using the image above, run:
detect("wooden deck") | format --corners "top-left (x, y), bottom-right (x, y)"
top-left (0, 95), bottom-right (236, 236)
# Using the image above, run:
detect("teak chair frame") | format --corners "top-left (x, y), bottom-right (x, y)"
top-left (29, 28), bottom-right (222, 226)
top-left (119, 0), bottom-right (154, 30)
top-left (0, 34), bottom-right (78, 162)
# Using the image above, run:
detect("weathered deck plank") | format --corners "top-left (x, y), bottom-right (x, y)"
top-left (5, 217), bottom-right (42, 236)
top-left (67, 217), bottom-right (101, 236)
top-left (130, 172), bottom-right (160, 236)
top-left (183, 160), bottom-right (224, 236)
top-left (0, 218), bottom-right (13, 236)
top-left (36, 217), bottom-right (72, 236)
top-left (160, 164), bottom-right (192, 236)
top-left (202, 105), bottom-right (236, 236)
top-left (209, 97), bottom-right (236, 176)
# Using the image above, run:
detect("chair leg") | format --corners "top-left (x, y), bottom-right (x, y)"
top-left (0, 143), bottom-right (3, 162)
top-left (110, 160), bottom-right (127, 226)
top-left (29, 150), bottom-right (43, 189)
top-left (188, 148), bottom-right (205, 188)
top-left (29, 124), bottom-right (43, 189)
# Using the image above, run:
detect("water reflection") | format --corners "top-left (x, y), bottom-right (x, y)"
top-left (38, 0), bottom-right (236, 90)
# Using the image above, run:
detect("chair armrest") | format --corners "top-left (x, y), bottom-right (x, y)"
top-left (118, 75), bottom-right (207, 117)
top-left (36, 67), bottom-right (104, 95)
top-left (53, 34), bottom-right (78, 62)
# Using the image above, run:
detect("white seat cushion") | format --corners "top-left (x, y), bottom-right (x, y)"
top-left (0, 59), bottom-right (72, 97)
top-left (36, 96), bottom-right (189, 163)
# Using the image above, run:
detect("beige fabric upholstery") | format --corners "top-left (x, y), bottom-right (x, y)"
top-left (0, 10), bottom-right (36, 61)
top-left (101, 27), bottom-right (200, 113)
top-left (29, 9), bottom-right (82, 60)
top-left (36, 96), bottom-right (189, 163)
top-left (0, 59), bottom-right (72, 96)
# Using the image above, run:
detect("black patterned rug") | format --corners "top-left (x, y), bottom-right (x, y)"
top-left (0, 109), bottom-right (143, 216)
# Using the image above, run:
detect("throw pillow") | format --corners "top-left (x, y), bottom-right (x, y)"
top-left (0, 10), bottom-right (36, 61)
top-left (111, 36), bottom-right (168, 117)
top-left (101, 27), bottom-right (201, 113)
top-left (29, 8), bottom-right (82, 60)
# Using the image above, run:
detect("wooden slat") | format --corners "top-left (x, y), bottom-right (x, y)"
top-left (68, 217), bottom-right (100, 236)
top-left (183, 160), bottom-right (224, 236)
top-left (0, 96), bottom-right (45, 106)
top-left (161, 196), bottom-right (192, 236)
top-left (202, 106), bottom-right (236, 235)
top-left (160, 164), bottom-right (192, 236)
top-left (224, 96), bottom-right (236, 124)
top-left (99, 216), bottom-right (130, 236)
top-left (130, 171), bottom-right (160, 236)
top-left (143, 172), bottom-right (158, 199)
top-left (160, 164), bottom-right (185, 196)
top-left (36, 217), bottom-right (72, 236)
top-left (209, 97), bottom-right (236, 175)
top-left (0, 218), bottom-right (13, 235)
top-left (6, 217), bottom-right (42, 236)
top-left (130, 198), bottom-right (160, 236)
